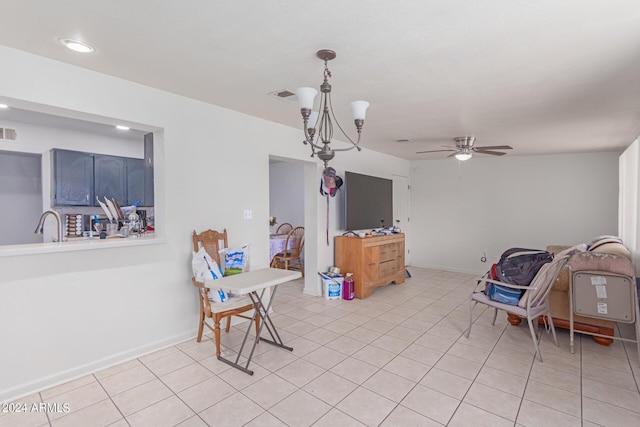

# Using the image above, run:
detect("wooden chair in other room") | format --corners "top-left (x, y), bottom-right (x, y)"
top-left (275, 222), bottom-right (293, 235)
top-left (191, 229), bottom-right (259, 359)
top-left (270, 226), bottom-right (305, 276)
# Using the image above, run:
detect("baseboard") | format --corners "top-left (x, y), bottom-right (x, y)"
top-left (1, 330), bottom-right (196, 404)
top-left (411, 263), bottom-right (484, 276)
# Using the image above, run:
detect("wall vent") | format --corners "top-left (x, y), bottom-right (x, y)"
top-left (0, 127), bottom-right (17, 141)
top-left (268, 89), bottom-right (296, 101)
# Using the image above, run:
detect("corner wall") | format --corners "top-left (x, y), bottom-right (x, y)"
top-left (619, 138), bottom-right (640, 275)
top-left (410, 152), bottom-right (619, 274)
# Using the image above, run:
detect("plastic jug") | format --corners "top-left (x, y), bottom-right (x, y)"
top-left (342, 273), bottom-right (355, 300)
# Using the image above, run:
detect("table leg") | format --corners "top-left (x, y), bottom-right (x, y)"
top-left (217, 285), bottom-right (293, 376)
top-left (251, 285), bottom-right (293, 351)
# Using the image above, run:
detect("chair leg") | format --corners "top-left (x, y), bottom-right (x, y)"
top-left (299, 259), bottom-right (305, 277)
top-left (547, 313), bottom-right (558, 347)
top-left (225, 316), bottom-right (231, 333)
top-left (196, 307), bottom-right (205, 342)
top-left (213, 314), bottom-right (222, 359)
top-left (465, 298), bottom-right (475, 338)
top-left (491, 307), bottom-right (498, 326)
top-left (255, 312), bottom-right (261, 337)
top-left (527, 315), bottom-right (542, 362)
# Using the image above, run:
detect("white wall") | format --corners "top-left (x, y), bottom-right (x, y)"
top-left (619, 138), bottom-right (639, 275)
top-left (410, 152), bottom-right (620, 274)
top-left (269, 161), bottom-right (305, 230)
top-left (0, 46), bottom-right (410, 401)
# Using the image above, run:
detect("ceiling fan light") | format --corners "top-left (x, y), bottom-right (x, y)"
top-left (349, 101), bottom-right (370, 120)
top-left (295, 87), bottom-right (318, 110)
top-left (455, 152), bottom-right (472, 161)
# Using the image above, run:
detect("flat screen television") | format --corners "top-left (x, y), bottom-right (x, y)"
top-left (345, 171), bottom-right (393, 231)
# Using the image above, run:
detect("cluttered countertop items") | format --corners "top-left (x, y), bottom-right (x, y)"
top-left (65, 197), bottom-right (154, 240)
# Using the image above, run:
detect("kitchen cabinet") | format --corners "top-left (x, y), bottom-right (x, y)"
top-left (94, 155), bottom-right (126, 205)
top-left (334, 234), bottom-right (405, 299)
top-left (52, 149), bottom-right (152, 207)
top-left (143, 132), bottom-right (154, 206)
top-left (53, 149), bottom-right (93, 206)
top-left (126, 158), bottom-right (145, 206)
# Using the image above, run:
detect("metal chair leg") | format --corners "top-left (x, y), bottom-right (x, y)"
top-left (547, 313), bottom-right (558, 347)
top-left (527, 315), bottom-right (542, 362)
top-left (465, 299), bottom-right (475, 338)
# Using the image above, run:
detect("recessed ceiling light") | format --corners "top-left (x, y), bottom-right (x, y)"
top-left (59, 38), bottom-right (94, 53)
top-left (116, 125), bottom-right (130, 130)
top-left (0, 104), bottom-right (8, 109)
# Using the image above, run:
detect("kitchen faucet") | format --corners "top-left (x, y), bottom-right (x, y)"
top-left (34, 210), bottom-right (64, 242)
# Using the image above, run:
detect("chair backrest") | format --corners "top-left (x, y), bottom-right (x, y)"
top-left (285, 226), bottom-right (305, 257)
top-left (276, 222), bottom-right (293, 235)
top-left (192, 229), bottom-right (228, 265)
top-left (518, 253), bottom-right (571, 309)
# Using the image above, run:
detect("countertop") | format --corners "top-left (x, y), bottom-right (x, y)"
top-left (0, 232), bottom-right (163, 257)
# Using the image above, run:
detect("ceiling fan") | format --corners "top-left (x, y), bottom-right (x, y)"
top-left (416, 136), bottom-right (513, 161)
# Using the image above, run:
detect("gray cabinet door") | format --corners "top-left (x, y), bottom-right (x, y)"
top-left (143, 132), bottom-right (154, 206)
top-left (94, 155), bottom-right (126, 205)
top-left (126, 158), bottom-right (145, 206)
top-left (53, 149), bottom-right (93, 206)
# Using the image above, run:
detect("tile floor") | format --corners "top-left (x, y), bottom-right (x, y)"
top-left (2, 267), bottom-right (640, 426)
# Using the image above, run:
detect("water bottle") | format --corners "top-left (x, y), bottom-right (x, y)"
top-left (343, 273), bottom-right (355, 300)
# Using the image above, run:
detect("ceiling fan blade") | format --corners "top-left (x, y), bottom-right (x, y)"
top-left (475, 145), bottom-right (513, 150)
top-left (446, 152), bottom-right (458, 158)
top-left (416, 149), bottom-right (457, 154)
top-left (474, 150), bottom-right (507, 156)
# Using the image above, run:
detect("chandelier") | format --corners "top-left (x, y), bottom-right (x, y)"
top-left (295, 49), bottom-right (370, 168)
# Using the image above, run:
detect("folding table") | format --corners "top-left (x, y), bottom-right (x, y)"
top-left (206, 268), bottom-right (302, 375)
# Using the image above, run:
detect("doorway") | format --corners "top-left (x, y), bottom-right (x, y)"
top-left (269, 156), bottom-right (319, 295)
top-left (0, 150), bottom-right (43, 245)
top-left (393, 174), bottom-right (411, 265)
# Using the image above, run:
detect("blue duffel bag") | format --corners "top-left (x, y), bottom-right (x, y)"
top-left (486, 283), bottom-right (522, 305)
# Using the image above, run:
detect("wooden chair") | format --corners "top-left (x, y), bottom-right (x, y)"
top-left (191, 229), bottom-right (259, 359)
top-left (270, 226), bottom-right (305, 276)
top-left (275, 222), bottom-right (293, 235)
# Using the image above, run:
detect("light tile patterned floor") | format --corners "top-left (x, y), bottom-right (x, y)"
top-left (2, 268), bottom-right (640, 426)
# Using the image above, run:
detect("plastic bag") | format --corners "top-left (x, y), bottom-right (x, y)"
top-left (223, 243), bottom-right (251, 275)
top-left (191, 247), bottom-right (228, 303)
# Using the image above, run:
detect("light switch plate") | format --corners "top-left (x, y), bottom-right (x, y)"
top-left (243, 209), bottom-right (252, 220)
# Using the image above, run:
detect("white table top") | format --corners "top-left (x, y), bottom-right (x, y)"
top-left (205, 268), bottom-right (302, 294)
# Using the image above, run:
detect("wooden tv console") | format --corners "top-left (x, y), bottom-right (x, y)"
top-left (334, 234), bottom-right (405, 299)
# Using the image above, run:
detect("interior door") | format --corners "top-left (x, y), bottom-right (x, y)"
top-left (0, 151), bottom-right (43, 245)
top-left (393, 174), bottom-right (410, 265)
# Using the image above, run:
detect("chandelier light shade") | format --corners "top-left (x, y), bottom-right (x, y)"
top-left (296, 49), bottom-right (369, 167)
top-left (295, 87), bottom-right (318, 110)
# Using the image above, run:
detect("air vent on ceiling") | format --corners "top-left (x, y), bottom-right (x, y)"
top-left (0, 127), bottom-right (17, 141)
top-left (395, 139), bottom-right (414, 143)
top-left (269, 89), bottom-right (296, 101)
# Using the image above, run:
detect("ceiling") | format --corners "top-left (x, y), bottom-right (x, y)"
top-left (1, 0), bottom-right (640, 160)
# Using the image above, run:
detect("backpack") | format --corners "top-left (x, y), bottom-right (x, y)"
top-left (496, 248), bottom-right (553, 286)
top-left (483, 248), bottom-right (553, 305)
